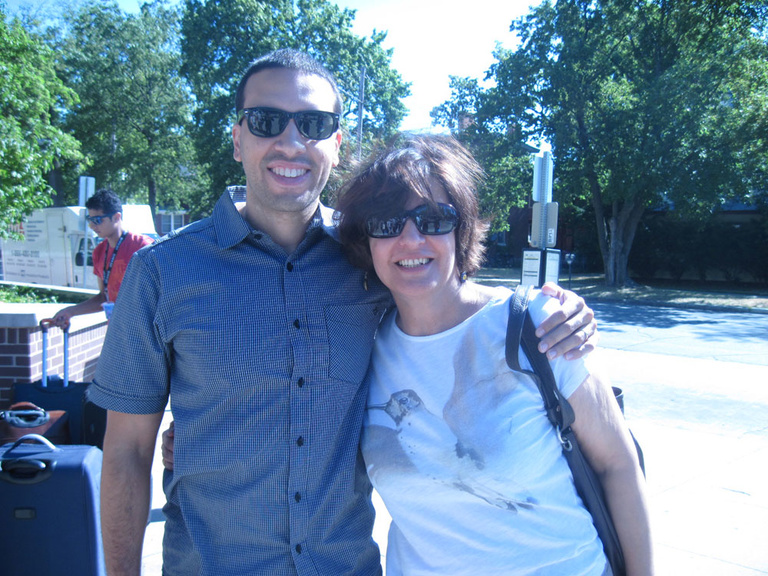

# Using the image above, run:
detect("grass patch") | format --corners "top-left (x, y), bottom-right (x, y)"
top-left (0, 285), bottom-right (64, 304)
top-left (0, 284), bottom-right (92, 305)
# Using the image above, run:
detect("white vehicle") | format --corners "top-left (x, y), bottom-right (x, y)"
top-left (1, 205), bottom-right (158, 289)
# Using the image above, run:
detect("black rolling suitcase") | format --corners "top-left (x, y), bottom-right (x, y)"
top-left (12, 319), bottom-right (107, 448)
top-left (0, 434), bottom-right (106, 575)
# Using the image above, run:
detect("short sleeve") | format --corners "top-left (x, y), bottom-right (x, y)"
top-left (525, 291), bottom-right (591, 399)
top-left (89, 251), bottom-right (170, 414)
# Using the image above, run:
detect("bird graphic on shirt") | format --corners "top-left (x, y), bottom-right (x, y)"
top-left (369, 389), bottom-right (537, 513)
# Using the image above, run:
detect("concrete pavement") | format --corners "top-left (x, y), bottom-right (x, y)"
top-left (598, 349), bottom-right (768, 575)
top-left (590, 301), bottom-right (768, 365)
top-left (139, 309), bottom-right (768, 574)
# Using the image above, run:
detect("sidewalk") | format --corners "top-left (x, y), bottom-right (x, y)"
top-left (600, 349), bottom-right (768, 575)
top-left (141, 346), bottom-right (768, 574)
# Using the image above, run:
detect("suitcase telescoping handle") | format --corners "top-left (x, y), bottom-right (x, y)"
top-left (0, 434), bottom-right (59, 485)
top-left (39, 319), bottom-right (69, 388)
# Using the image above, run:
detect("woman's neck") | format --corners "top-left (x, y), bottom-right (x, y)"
top-left (393, 281), bottom-right (495, 337)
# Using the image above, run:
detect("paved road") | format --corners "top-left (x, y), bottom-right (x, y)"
top-left (591, 301), bottom-right (768, 365)
top-left (143, 302), bottom-right (768, 575)
top-left (586, 302), bottom-right (768, 575)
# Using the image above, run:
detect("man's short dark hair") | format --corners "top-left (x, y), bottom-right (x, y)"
top-left (85, 189), bottom-right (122, 214)
top-left (235, 49), bottom-right (343, 115)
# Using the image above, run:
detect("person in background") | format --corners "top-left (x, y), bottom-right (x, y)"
top-left (335, 134), bottom-right (653, 575)
top-left (93, 49), bottom-right (599, 576)
top-left (52, 188), bottom-right (154, 328)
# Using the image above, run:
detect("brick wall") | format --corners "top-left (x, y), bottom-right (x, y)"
top-left (0, 304), bottom-right (107, 409)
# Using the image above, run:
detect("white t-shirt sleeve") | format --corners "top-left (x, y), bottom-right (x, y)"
top-left (522, 291), bottom-right (591, 399)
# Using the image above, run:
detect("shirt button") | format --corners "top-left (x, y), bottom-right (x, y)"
top-left (297, 377), bottom-right (305, 388)
top-left (286, 262), bottom-right (294, 271)
top-left (295, 492), bottom-right (301, 502)
top-left (297, 436), bottom-right (304, 446)
top-left (295, 544), bottom-right (302, 554)
top-left (293, 319), bottom-right (300, 329)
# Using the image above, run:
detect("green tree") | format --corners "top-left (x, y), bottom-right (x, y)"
top-left (54, 0), bottom-right (206, 215)
top-left (436, 0), bottom-right (768, 286)
top-left (431, 75), bottom-right (534, 235)
top-left (0, 11), bottom-right (83, 236)
top-left (181, 0), bottom-right (410, 209)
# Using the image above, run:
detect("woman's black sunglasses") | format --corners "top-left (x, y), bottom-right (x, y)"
top-left (237, 107), bottom-right (340, 140)
top-left (365, 203), bottom-right (459, 239)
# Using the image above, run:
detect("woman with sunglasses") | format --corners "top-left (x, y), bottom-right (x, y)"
top-left (336, 135), bottom-right (652, 575)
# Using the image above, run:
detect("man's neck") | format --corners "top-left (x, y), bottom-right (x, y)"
top-left (106, 226), bottom-right (125, 248)
top-left (241, 202), bottom-right (318, 255)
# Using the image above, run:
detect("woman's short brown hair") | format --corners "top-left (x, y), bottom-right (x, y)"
top-left (335, 134), bottom-right (489, 277)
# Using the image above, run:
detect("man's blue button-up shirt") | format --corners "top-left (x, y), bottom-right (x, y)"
top-left (91, 188), bottom-right (391, 575)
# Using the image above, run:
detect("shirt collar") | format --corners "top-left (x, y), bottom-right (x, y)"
top-left (313, 204), bottom-right (341, 243)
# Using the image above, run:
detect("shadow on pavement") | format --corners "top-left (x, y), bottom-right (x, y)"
top-left (591, 302), bottom-right (768, 345)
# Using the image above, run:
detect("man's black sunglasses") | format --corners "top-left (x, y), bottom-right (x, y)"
top-left (237, 107), bottom-right (340, 140)
top-left (86, 212), bottom-right (117, 225)
top-left (365, 203), bottom-right (459, 239)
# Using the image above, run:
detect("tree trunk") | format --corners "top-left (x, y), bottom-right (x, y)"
top-left (47, 158), bottom-right (66, 206)
top-left (575, 102), bottom-right (646, 287)
top-left (148, 171), bottom-right (157, 219)
top-left (589, 178), bottom-right (612, 284)
top-left (602, 197), bottom-right (646, 287)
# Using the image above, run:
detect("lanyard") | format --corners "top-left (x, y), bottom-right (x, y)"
top-left (103, 232), bottom-right (126, 302)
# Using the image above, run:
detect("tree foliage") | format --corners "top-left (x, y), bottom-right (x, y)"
top-left (431, 75), bottom-right (534, 235)
top-left (181, 0), bottom-right (410, 209)
top-left (53, 0), bottom-right (206, 215)
top-left (0, 10), bottom-right (83, 236)
top-left (434, 0), bottom-right (768, 286)
top-left (3, 0), bottom-right (409, 225)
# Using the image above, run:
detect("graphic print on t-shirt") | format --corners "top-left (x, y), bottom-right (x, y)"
top-left (367, 329), bottom-right (538, 513)
top-left (369, 388), bottom-right (537, 512)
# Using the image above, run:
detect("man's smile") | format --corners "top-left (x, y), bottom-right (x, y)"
top-left (270, 166), bottom-right (308, 178)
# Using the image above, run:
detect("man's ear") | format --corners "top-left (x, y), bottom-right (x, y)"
top-left (232, 123), bottom-right (242, 162)
top-left (332, 129), bottom-right (342, 167)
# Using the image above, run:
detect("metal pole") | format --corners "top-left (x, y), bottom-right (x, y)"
top-left (63, 327), bottom-right (69, 387)
top-left (536, 151), bottom-right (552, 250)
top-left (40, 320), bottom-right (49, 387)
top-left (356, 67), bottom-right (366, 160)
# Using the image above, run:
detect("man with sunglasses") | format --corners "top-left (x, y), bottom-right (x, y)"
top-left (90, 49), bottom-right (598, 576)
top-left (51, 188), bottom-right (153, 329)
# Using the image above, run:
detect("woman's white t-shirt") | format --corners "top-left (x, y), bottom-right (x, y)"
top-left (361, 287), bottom-right (607, 575)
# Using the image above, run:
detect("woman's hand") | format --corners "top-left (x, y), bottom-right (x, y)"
top-left (536, 282), bottom-right (598, 360)
top-left (161, 420), bottom-right (174, 471)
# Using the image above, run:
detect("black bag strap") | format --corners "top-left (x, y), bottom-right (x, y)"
top-left (506, 285), bottom-right (632, 576)
top-left (506, 285), bottom-right (575, 433)
top-left (504, 285), bottom-right (529, 372)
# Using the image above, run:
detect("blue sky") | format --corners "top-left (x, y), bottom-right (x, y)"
top-left (328, 0), bottom-right (534, 130)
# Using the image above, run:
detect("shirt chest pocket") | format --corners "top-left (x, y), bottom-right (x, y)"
top-left (325, 303), bottom-right (384, 384)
